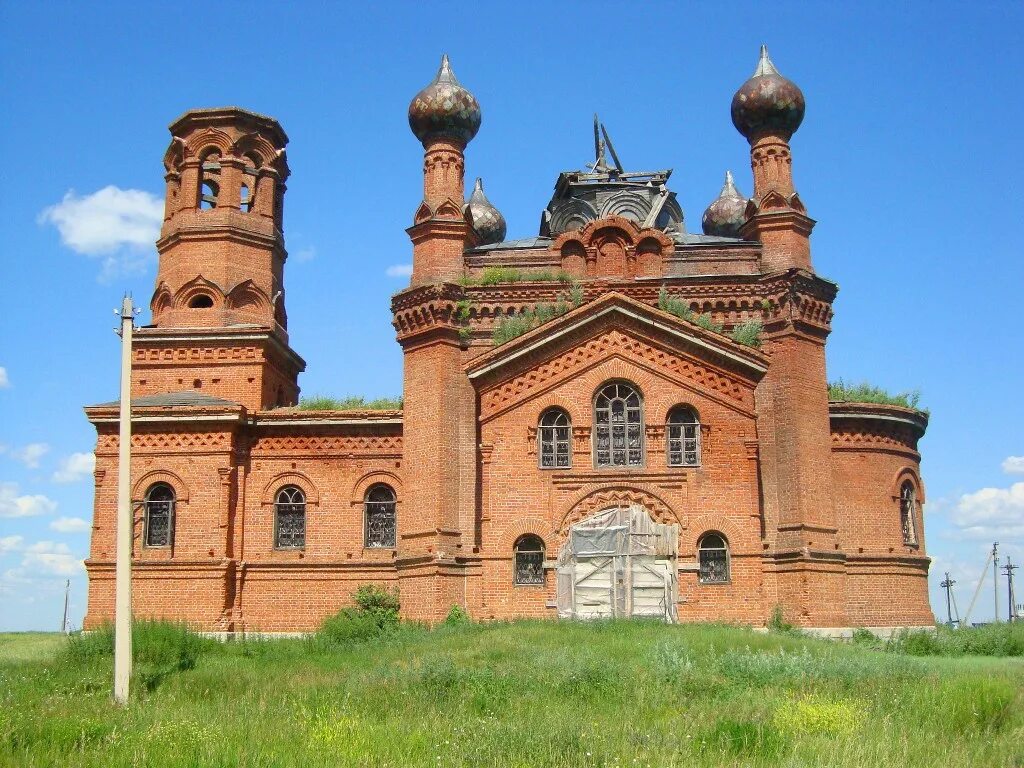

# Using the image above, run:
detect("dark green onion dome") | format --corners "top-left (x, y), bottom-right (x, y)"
top-left (702, 171), bottom-right (748, 237)
top-left (408, 54), bottom-right (482, 148)
top-left (465, 178), bottom-right (506, 244)
top-left (731, 45), bottom-right (805, 142)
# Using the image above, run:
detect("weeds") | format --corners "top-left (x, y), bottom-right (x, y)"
top-left (297, 395), bottom-right (403, 411)
top-left (492, 282), bottom-right (585, 345)
top-left (658, 286), bottom-right (763, 348)
top-left (828, 378), bottom-right (924, 410)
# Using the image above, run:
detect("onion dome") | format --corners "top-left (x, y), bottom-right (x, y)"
top-left (465, 178), bottom-right (506, 244)
top-left (408, 54), bottom-right (482, 148)
top-left (702, 171), bottom-right (748, 237)
top-left (731, 45), bottom-right (805, 142)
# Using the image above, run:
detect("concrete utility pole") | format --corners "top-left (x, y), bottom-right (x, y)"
top-left (1003, 559), bottom-right (1018, 623)
top-left (993, 542), bottom-right (1000, 623)
top-left (114, 294), bottom-right (137, 705)
top-left (940, 572), bottom-right (956, 627)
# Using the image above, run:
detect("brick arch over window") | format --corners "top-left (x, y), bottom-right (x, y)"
top-left (680, 514), bottom-right (750, 553)
top-left (182, 128), bottom-right (232, 158)
top-left (351, 470), bottom-right (403, 503)
top-left (558, 487), bottom-right (679, 538)
top-left (261, 472), bottom-right (319, 507)
top-left (132, 470), bottom-right (189, 506)
top-left (173, 275), bottom-right (225, 311)
top-left (890, 467), bottom-right (926, 504)
top-left (497, 518), bottom-right (556, 552)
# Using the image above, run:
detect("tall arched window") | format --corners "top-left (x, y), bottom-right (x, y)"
top-left (199, 151), bottom-right (221, 210)
top-left (539, 408), bottom-right (572, 469)
top-left (667, 407), bottom-right (701, 467)
top-left (594, 382), bottom-right (643, 467)
top-left (698, 533), bottom-right (729, 584)
top-left (274, 486), bottom-right (305, 549)
top-left (144, 483), bottom-right (175, 547)
top-left (364, 485), bottom-right (397, 548)
top-left (513, 534), bottom-right (545, 585)
top-left (240, 156), bottom-right (259, 213)
top-left (900, 481), bottom-right (918, 545)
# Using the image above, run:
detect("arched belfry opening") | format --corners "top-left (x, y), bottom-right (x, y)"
top-left (555, 505), bottom-right (679, 621)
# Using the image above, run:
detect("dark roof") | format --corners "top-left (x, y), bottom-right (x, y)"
top-left (672, 232), bottom-right (749, 245)
top-left (469, 237), bottom-right (552, 252)
top-left (91, 391), bottom-right (241, 408)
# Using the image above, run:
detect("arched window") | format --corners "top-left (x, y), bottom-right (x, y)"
top-left (144, 483), bottom-right (175, 548)
top-left (698, 533), bottom-right (729, 584)
top-left (188, 294), bottom-right (214, 309)
top-left (667, 407), bottom-right (701, 467)
top-left (274, 486), bottom-right (305, 549)
top-left (364, 485), bottom-right (397, 548)
top-left (539, 408), bottom-right (572, 469)
top-left (900, 481), bottom-right (918, 545)
top-left (199, 151), bottom-right (221, 210)
top-left (513, 534), bottom-right (545, 585)
top-left (594, 382), bottom-right (643, 467)
top-left (240, 156), bottom-right (259, 213)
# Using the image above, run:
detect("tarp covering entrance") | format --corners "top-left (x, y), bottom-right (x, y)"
top-left (555, 505), bottom-right (679, 621)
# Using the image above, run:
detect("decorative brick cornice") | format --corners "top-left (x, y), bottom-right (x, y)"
top-left (829, 402), bottom-right (928, 454)
top-left (391, 282), bottom-right (466, 344)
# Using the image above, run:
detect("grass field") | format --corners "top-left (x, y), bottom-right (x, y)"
top-left (1, 621), bottom-right (1022, 767)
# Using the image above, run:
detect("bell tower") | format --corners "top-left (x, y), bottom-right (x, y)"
top-left (732, 48), bottom-right (845, 627)
top-left (137, 107), bottom-right (305, 411)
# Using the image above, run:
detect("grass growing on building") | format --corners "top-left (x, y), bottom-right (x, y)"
top-left (297, 395), bottom-right (404, 411)
top-left (492, 283), bottom-right (584, 345)
top-left (461, 267), bottom-right (575, 286)
top-left (827, 379), bottom-right (923, 410)
top-left (658, 287), bottom-right (763, 348)
top-left (2, 619), bottom-right (1022, 767)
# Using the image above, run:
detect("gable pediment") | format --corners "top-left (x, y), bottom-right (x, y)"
top-left (466, 292), bottom-right (768, 422)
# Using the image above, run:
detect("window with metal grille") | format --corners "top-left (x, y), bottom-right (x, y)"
top-left (199, 151), bottom-right (221, 210)
top-left (900, 481), bottom-right (918, 545)
top-left (364, 484), bottom-right (396, 548)
top-left (539, 408), bottom-right (572, 469)
top-left (594, 382), bottom-right (643, 467)
top-left (698, 533), bottom-right (729, 584)
top-left (667, 407), bottom-right (701, 467)
top-left (513, 534), bottom-right (545, 585)
top-left (274, 485), bottom-right (305, 549)
top-left (144, 483), bottom-right (174, 548)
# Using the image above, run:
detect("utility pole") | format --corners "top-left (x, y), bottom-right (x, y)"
top-left (993, 542), bottom-right (1000, 623)
top-left (114, 294), bottom-right (138, 705)
top-left (1003, 558), bottom-right (1018, 623)
top-left (940, 572), bottom-right (956, 626)
top-left (61, 578), bottom-right (70, 633)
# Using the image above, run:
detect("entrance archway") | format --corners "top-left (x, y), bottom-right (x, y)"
top-left (555, 505), bottom-right (679, 621)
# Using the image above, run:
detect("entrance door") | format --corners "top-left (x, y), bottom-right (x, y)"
top-left (555, 505), bottom-right (679, 621)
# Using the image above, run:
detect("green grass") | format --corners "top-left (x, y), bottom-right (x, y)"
top-left (657, 287), bottom-right (763, 349)
top-left (461, 267), bottom-right (574, 286)
top-left (828, 379), bottom-right (924, 411)
top-left (492, 283), bottom-right (584, 345)
top-left (297, 395), bottom-right (403, 411)
top-left (2, 621), bottom-right (1022, 767)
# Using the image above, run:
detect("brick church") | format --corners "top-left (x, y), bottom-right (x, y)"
top-left (84, 48), bottom-right (933, 633)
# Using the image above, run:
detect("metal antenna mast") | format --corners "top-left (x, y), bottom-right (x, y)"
top-left (1003, 558), bottom-right (1018, 622)
top-left (940, 572), bottom-right (957, 626)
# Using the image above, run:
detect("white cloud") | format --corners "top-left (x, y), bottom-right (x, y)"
top-left (0, 535), bottom-right (23, 555)
top-left (10, 442), bottom-right (50, 469)
top-left (950, 481), bottom-right (1024, 540)
top-left (0, 482), bottom-right (57, 518)
top-left (294, 246), bottom-right (316, 263)
top-left (49, 517), bottom-right (90, 534)
top-left (0, 367), bottom-right (8, 388)
top-left (385, 264), bottom-right (413, 278)
top-left (52, 452), bottom-right (95, 484)
top-left (21, 541), bottom-right (84, 577)
top-left (38, 186), bottom-right (162, 280)
top-left (1002, 456), bottom-right (1024, 475)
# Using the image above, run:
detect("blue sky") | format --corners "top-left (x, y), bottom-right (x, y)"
top-left (1, 2), bottom-right (1021, 631)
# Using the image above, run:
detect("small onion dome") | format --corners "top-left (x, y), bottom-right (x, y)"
top-left (702, 171), bottom-right (748, 237)
top-left (408, 54), bottom-right (482, 148)
top-left (731, 45), bottom-right (805, 142)
top-left (465, 178), bottom-right (506, 245)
